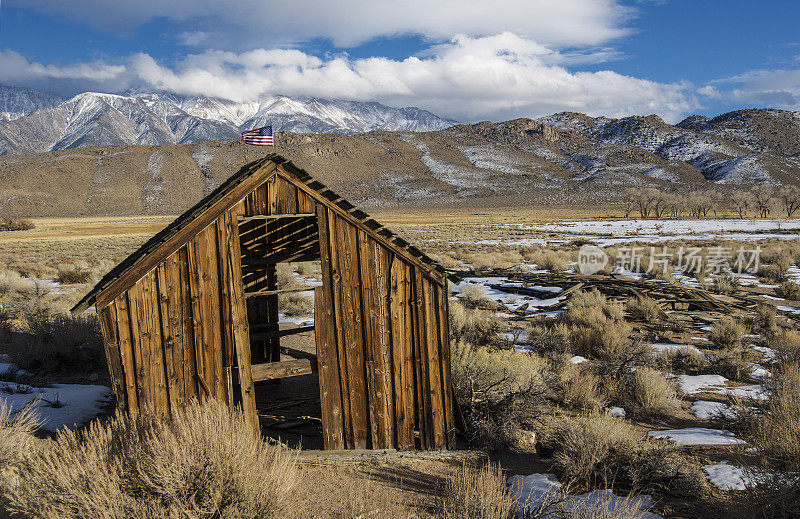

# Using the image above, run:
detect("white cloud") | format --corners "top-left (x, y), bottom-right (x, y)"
top-left (9, 0), bottom-right (633, 49)
top-left (702, 67), bottom-right (800, 110)
top-left (0, 33), bottom-right (697, 122)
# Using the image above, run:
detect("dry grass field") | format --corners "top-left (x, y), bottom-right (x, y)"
top-left (2, 211), bottom-right (800, 518)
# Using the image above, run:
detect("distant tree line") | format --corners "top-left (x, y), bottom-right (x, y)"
top-left (622, 186), bottom-right (800, 219)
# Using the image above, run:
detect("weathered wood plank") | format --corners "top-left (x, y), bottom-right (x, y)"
top-left (222, 206), bottom-right (260, 437)
top-left (113, 293), bottom-right (139, 415)
top-left (126, 283), bottom-right (151, 410)
top-left (326, 208), bottom-right (354, 449)
top-left (390, 259), bottom-right (415, 449)
top-left (315, 208), bottom-right (345, 449)
top-left (143, 271), bottom-right (169, 413)
top-left (424, 277), bottom-right (446, 448)
top-left (186, 239), bottom-right (210, 399)
top-left (436, 281), bottom-right (456, 448)
top-left (412, 268), bottom-right (432, 449)
top-left (247, 359), bottom-right (312, 381)
top-left (156, 262), bottom-right (182, 410)
top-left (250, 325), bottom-right (315, 340)
top-left (357, 234), bottom-right (381, 448)
top-left (98, 304), bottom-right (126, 412)
top-left (337, 216), bottom-right (369, 449)
top-left (178, 246), bottom-right (198, 400)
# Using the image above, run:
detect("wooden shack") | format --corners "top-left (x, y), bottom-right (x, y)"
top-left (72, 154), bottom-right (457, 450)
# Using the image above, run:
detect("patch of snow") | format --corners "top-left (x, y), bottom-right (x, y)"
top-left (569, 355), bottom-right (588, 364)
top-left (704, 461), bottom-right (762, 491)
top-left (721, 384), bottom-right (769, 400)
top-left (648, 427), bottom-right (745, 446)
top-left (678, 374), bottom-right (728, 394)
top-left (751, 345), bottom-right (777, 363)
top-left (508, 473), bottom-right (661, 518)
top-left (277, 313), bottom-right (314, 326)
top-left (690, 400), bottom-right (735, 420)
top-left (608, 406), bottom-right (626, 417)
top-left (0, 384), bottom-right (112, 431)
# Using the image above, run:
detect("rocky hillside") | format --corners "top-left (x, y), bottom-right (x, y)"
top-left (0, 108), bottom-right (798, 217)
top-left (0, 86), bottom-right (457, 155)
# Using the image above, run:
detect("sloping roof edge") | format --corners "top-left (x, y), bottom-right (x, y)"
top-left (72, 154), bottom-right (450, 315)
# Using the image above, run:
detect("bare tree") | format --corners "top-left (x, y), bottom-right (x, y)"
top-left (730, 190), bottom-right (753, 218)
top-left (780, 186), bottom-right (800, 217)
top-left (751, 185), bottom-right (775, 218)
top-left (686, 192), bottom-right (714, 218)
top-left (622, 188), bottom-right (637, 218)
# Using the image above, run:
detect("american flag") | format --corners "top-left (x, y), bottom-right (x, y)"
top-left (241, 125), bottom-right (274, 146)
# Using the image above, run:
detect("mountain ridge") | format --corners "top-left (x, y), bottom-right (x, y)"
top-left (0, 85), bottom-right (458, 155)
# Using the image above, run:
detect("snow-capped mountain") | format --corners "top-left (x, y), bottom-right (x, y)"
top-left (0, 87), bottom-right (458, 155)
top-left (0, 85), bottom-right (64, 122)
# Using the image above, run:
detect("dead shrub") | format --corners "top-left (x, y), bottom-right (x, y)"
top-left (8, 313), bottom-right (105, 377)
top-left (450, 341), bottom-right (548, 448)
top-left (712, 274), bottom-right (739, 295)
top-left (758, 264), bottom-right (785, 283)
top-left (708, 347), bottom-right (753, 381)
top-left (540, 413), bottom-right (638, 490)
top-left (276, 262), bottom-right (303, 290)
top-left (625, 295), bottom-right (661, 323)
top-left (459, 284), bottom-right (495, 309)
top-left (278, 292), bottom-right (314, 316)
top-left (617, 367), bottom-right (679, 417)
top-left (559, 365), bottom-right (607, 411)
top-left (0, 218), bottom-right (34, 232)
top-left (540, 414), bottom-right (706, 497)
top-left (776, 280), bottom-right (800, 300)
top-left (55, 266), bottom-right (92, 284)
top-left (656, 346), bottom-right (709, 374)
top-left (1, 400), bottom-right (299, 519)
top-left (560, 290), bottom-right (631, 359)
top-left (449, 302), bottom-right (503, 347)
top-left (709, 316), bottom-right (746, 350)
top-left (438, 462), bottom-right (514, 519)
top-left (526, 322), bottom-right (572, 355)
top-left (770, 328), bottom-right (800, 364)
top-left (0, 400), bottom-right (42, 469)
top-left (751, 362), bottom-right (800, 466)
top-left (526, 249), bottom-right (569, 273)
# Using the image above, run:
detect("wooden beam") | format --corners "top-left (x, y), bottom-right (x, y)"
top-left (244, 287), bottom-right (313, 299)
top-left (250, 324), bottom-right (314, 340)
top-left (238, 213), bottom-right (315, 221)
top-left (246, 359), bottom-right (312, 382)
top-left (279, 345), bottom-right (317, 362)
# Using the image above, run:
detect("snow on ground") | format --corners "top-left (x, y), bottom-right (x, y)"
top-left (453, 277), bottom-right (566, 311)
top-left (678, 375), bottom-right (768, 400)
top-left (508, 473), bottom-right (661, 518)
top-left (721, 384), bottom-right (769, 400)
top-left (678, 374), bottom-right (728, 394)
top-left (703, 461), bottom-right (762, 491)
top-left (690, 400), bottom-right (735, 420)
top-left (608, 406), bottom-right (626, 417)
top-left (648, 427), bottom-right (746, 446)
top-left (649, 343), bottom-right (702, 355)
top-left (0, 383), bottom-right (112, 431)
top-left (569, 355), bottom-right (588, 364)
top-left (278, 313), bottom-right (314, 326)
top-left (750, 364), bottom-right (771, 380)
top-left (751, 345), bottom-right (778, 363)
top-left (466, 219), bottom-right (800, 248)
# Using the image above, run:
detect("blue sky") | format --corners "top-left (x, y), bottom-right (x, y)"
top-left (1, 0), bottom-right (798, 123)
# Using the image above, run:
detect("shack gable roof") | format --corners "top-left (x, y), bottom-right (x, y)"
top-left (72, 154), bottom-right (448, 315)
